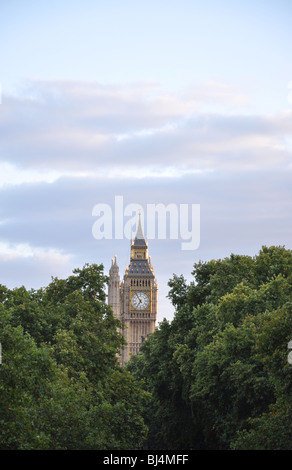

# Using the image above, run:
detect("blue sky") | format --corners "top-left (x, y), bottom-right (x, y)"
top-left (2, 0), bottom-right (291, 109)
top-left (0, 0), bottom-right (291, 321)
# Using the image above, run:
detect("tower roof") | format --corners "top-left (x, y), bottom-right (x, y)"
top-left (109, 254), bottom-right (119, 274)
top-left (132, 209), bottom-right (147, 247)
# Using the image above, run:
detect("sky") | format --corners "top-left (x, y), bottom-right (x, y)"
top-left (0, 0), bottom-right (291, 322)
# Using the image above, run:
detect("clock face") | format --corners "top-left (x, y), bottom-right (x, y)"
top-left (132, 292), bottom-right (149, 310)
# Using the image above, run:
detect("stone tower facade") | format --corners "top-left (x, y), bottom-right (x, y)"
top-left (108, 213), bottom-right (158, 366)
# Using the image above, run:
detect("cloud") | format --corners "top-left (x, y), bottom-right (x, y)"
top-left (1, 79), bottom-right (291, 180)
top-left (0, 78), bottom-right (291, 319)
top-left (0, 168), bottom-right (290, 319)
top-left (0, 162), bottom-right (61, 187)
top-left (0, 241), bottom-right (71, 263)
top-left (0, 240), bottom-right (74, 290)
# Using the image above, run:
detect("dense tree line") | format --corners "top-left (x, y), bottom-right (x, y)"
top-left (127, 246), bottom-right (292, 450)
top-left (1, 246), bottom-right (291, 450)
top-left (0, 264), bottom-right (149, 449)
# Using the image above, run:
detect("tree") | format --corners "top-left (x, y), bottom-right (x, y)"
top-left (231, 302), bottom-right (292, 449)
top-left (128, 246), bottom-right (292, 449)
top-left (127, 318), bottom-right (198, 449)
top-left (0, 263), bottom-right (148, 449)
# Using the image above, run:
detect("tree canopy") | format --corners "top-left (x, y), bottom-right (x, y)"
top-left (0, 263), bottom-right (149, 450)
top-left (127, 246), bottom-right (292, 450)
top-left (1, 246), bottom-right (291, 450)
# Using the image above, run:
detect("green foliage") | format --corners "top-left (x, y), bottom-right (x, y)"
top-left (2, 246), bottom-right (291, 450)
top-left (0, 263), bottom-right (148, 449)
top-left (128, 245), bottom-right (292, 449)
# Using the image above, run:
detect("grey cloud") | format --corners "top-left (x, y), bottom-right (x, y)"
top-left (0, 169), bottom-right (290, 320)
top-left (0, 169), bottom-right (290, 251)
top-left (0, 79), bottom-right (291, 320)
top-left (1, 79), bottom-right (291, 173)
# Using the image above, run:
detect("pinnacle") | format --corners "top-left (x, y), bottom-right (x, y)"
top-left (135, 211), bottom-right (145, 240)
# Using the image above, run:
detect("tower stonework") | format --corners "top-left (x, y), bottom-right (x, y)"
top-left (108, 213), bottom-right (158, 366)
top-left (108, 255), bottom-right (120, 320)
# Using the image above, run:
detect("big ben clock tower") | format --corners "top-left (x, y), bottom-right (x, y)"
top-left (108, 212), bottom-right (158, 366)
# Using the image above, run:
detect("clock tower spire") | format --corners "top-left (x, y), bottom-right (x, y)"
top-left (108, 210), bottom-right (158, 365)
